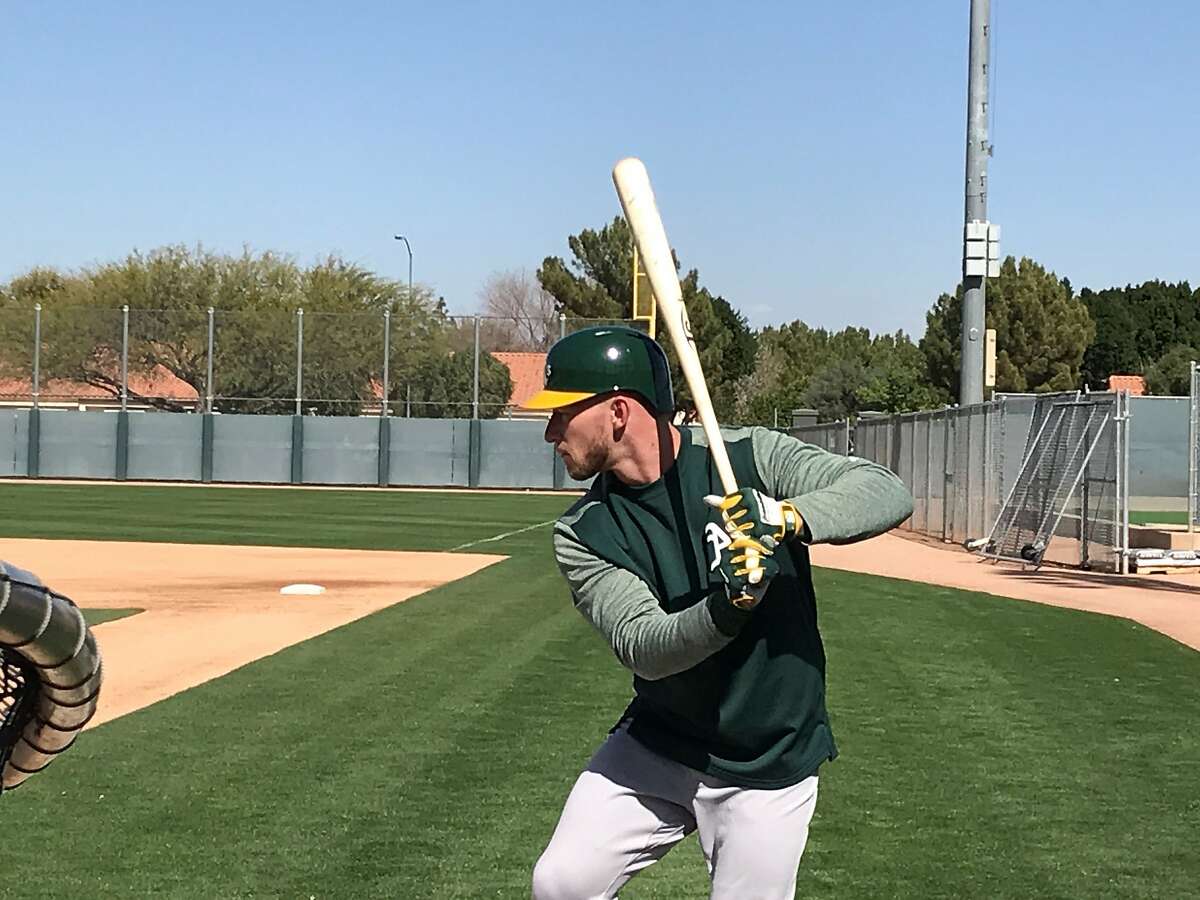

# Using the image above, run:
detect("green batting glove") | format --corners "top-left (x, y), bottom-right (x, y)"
top-left (709, 531), bottom-right (780, 610)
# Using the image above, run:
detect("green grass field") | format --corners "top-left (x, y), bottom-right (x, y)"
top-left (1, 482), bottom-right (1196, 899)
top-left (1130, 510), bottom-right (1187, 526)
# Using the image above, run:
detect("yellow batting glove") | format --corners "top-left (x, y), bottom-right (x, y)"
top-left (704, 487), bottom-right (804, 545)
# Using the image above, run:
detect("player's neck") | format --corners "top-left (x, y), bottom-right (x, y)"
top-left (610, 421), bottom-right (680, 487)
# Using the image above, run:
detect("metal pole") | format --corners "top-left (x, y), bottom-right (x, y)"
top-left (963, 408), bottom-right (972, 543)
top-left (472, 315), bottom-right (481, 419)
top-left (382, 310), bottom-right (391, 418)
top-left (206, 307), bottom-right (215, 414)
top-left (924, 413), bottom-right (933, 534)
top-left (559, 312), bottom-right (566, 341)
top-left (1190, 361), bottom-right (1197, 534)
top-left (393, 235), bottom-right (413, 303)
top-left (120, 305), bottom-right (129, 412)
top-left (960, 0), bottom-right (991, 406)
top-left (406, 383), bottom-right (411, 418)
top-left (909, 414), bottom-right (917, 531)
top-left (32, 304), bottom-right (41, 409)
top-left (1121, 391), bottom-right (1131, 571)
top-left (942, 412), bottom-right (953, 541)
top-left (295, 308), bottom-right (304, 416)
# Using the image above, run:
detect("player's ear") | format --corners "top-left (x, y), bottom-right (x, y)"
top-left (609, 394), bottom-right (632, 431)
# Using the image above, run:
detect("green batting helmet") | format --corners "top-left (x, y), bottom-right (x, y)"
top-left (522, 326), bottom-right (674, 414)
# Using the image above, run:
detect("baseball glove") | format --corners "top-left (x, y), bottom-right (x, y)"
top-left (0, 561), bottom-right (103, 795)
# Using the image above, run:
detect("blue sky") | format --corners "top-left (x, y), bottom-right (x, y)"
top-left (3, 2), bottom-right (1196, 337)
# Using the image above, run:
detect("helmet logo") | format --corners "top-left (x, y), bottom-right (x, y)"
top-left (545, 361), bottom-right (553, 382)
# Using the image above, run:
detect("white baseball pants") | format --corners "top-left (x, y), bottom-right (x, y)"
top-left (532, 725), bottom-right (819, 900)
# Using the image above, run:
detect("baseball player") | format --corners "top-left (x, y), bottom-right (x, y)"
top-left (523, 326), bottom-right (914, 900)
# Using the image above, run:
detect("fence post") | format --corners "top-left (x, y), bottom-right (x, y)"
top-left (205, 307), bottom-right (215, 413)
top-left (291, 308), bottom-right (304, 484)
top-left (962, 407), bottom-right (972, 544)
top-left (472, 315), bottom-right (481, 420)
top-left (295, 308), bottom-right (304, 416)
top-left (27, 304), bottom-right (41, 478)
top-left (1190, 361), bottom-right (1198, 535)
top-left (923, 414), bottom-right (933, 534)
top-left (908, 414), bottom-right (917, 530)
top-left (942, 412), bottom-right (952, 542)
top-left (378, 309), bottom-right (392, 487)
top-left (116, 305), bottom-right (130, 481)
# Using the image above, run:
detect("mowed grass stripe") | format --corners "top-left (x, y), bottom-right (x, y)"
top-left (0, 482), bottom-right (569, 551)
top-left (804, 567), bottom-right (1199, 900)
top-left (83, 608), bottom-right (142, 626)
top-left (0, 483), bottom-right (1195, 897)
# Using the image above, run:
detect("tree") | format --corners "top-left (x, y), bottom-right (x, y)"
top-left (921, 256), bottom-right (1095, 398)
top-left (478, 269), bottom-right (559, 351)
top-left (708, 294), bottom-right (758, 419)
top-left (800, 357), bottom-right (869, 421)
top-left (1080, 280), bottom-right (1198, 388)
top-left (537, 217), bottom-right (632, 320)
top-left (859, 332), bottom-right (949, 413)
top-left (728, 323), bottom-right (940, 425)
top-left (0, 246), bottom-right (456, 415)
top-left (1144, 345), bottom-right (1199, 396)
top-left (403, 349), bottom-right (513, 418)
top-left (540, 218), bottom-right (759, 418)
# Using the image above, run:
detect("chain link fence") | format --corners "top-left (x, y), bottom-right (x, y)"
top-left (0, 307), bottom-right (653, 418)
top-left (824, 392), bottom-right (1130, 571)
top-left (788, 420), bottom-right (850, 455)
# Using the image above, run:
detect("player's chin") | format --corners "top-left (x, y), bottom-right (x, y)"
top-left (560, 452), bottom-right (599, 481)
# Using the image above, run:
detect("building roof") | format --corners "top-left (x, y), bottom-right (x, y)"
top-left (0, 365), bottom-right (199, 401)
top-left (491, 351), bottom-right (547, 408)
top-left (1108, 374), bottom-right (1146, 396)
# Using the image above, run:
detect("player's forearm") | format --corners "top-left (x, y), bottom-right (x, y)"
top-left (752, 428), bottom-right (913, 544)
top-left (555, 525), bottom-right (747, 680)
top-left (593, 592), bottom-right (744, 681)
top-left (789, 462), bottom-right (913, 544)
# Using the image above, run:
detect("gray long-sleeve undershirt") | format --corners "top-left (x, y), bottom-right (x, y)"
top-left (555, 426), bottom-right (914, 681)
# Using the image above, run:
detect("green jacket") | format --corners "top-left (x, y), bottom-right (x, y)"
top-left (553, 425), bottom-right (913, 788)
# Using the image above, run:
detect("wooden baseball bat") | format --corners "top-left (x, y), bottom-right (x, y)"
top-left (612, 157), bottom-right (738, 496)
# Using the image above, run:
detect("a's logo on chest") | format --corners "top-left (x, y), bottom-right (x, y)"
top-left (703, 521), bottom-right (732, 571)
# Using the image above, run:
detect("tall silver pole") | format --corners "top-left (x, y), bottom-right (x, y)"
top-left (559, 312), bottom-right (566, 341)
top-left (382, 309), bottom-right (391, 418)
top-left (472, 315), bottom-right (481, 419)
top-left (120, 305), bottom-right (129, 412)
top-left (394, 235), bottom-right (413, 303)
top-left (206, 307), bottom-right (215, 414)
top-left (1190, 361), bottom-right (1197, 534)
top-left (295, 308), bottom-right (304, 416)
top-left (32, 304), bottom-right (41, 409)
top-left (960, 0), bottom-right (991, 406)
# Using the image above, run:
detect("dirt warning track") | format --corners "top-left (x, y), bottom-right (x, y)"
top-left (4, 539), bottom-right (504, 727)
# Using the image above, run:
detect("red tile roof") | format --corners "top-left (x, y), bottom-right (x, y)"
top-left (0, 366), bottom-right (199, 401)
top-left (491, 351), bottom-right (547, 408)
top-left (1108, 374), bottom-right (1146, 396)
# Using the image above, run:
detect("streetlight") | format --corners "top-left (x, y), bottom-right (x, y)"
top-left (393, 234), bottom-right (413, 301)
top-left (392, 234), bottom-right (414, 419)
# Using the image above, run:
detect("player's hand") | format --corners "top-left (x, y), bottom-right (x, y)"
top-left (711, 532), bottom-right (779, 610)
top-left (704, 487), bottom-right (804, 545)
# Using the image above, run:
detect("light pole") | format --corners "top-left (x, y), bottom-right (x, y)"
top-left (393, 234), bottom-right (413, 302)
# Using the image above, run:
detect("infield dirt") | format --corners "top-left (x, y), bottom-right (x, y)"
top-left (5, 538), bottom-right (504, 727)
